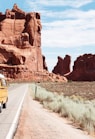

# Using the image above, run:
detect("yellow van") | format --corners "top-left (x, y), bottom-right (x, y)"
top-left (0, 74), bottom-right (8, 113)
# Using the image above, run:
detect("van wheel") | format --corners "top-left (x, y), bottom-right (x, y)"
top-left (0, 105), bottom-right (2, 113)
top-left (3, 103), bottom-right (7, 109)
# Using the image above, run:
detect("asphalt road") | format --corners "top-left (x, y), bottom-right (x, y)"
top-left (0, 83), bottom-right (28, 139)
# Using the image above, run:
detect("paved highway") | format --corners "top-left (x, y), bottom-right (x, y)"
top-left (0, 83), bottom-right (28, 139)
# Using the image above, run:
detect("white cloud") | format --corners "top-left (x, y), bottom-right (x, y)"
top-left (25, 0), bottom-right (93, 14)
top-left (27, 0), bottom-right (93, 8)
top-left (42, 30), bottom-right (95, 48)
top-left (61, 0), bottom-right (93, 8)
top-left (63, 9), bottom-right (95, 19)
top-left (42, 15), bottom-right (95, 48)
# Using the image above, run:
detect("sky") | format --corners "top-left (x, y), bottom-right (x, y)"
top-left (0, 0), bottom-right (95, 72)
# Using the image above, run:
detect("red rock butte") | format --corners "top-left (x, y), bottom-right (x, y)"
top-left (52, 55), bottom-right (71, 75)
top-left (0, 4), bottom-right (44, 80)
top-left (0, 4), bottom-right (67, 82)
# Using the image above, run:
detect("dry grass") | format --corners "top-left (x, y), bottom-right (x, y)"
top-left (30, 82), bottom-right (95, 135)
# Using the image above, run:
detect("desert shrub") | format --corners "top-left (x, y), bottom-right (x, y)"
top-left (30, 84), bottom-right (55, 103)
top-left (30, 83), bottom-right (95, 134)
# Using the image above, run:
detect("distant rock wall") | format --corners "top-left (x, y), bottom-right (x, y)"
top-left (65, 54), bottom-right (95, 81)
top-left (0, 4), bottom-right (45, 80)
top-left (52, 53), bottom-right (95, 81)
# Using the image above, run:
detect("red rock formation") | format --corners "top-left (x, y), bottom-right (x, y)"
top-left (65, 54), bottom-right (95, 81)
top-left (0, 4), bottom-right (44, 79)
top-left (43, 55), bottom-right (48, 71)
top-left (52, 55), bottom-right (71, 75)
top-left (0, 4), bottom-right (68, 83)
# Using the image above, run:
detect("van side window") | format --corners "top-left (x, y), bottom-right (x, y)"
top-left (1, 79), bottom-right (6, 86)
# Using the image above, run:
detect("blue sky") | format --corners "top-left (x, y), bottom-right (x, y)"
top-left (0, 0), bottom-right (95, 72)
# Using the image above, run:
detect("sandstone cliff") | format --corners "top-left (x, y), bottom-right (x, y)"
top-left (0, 4), bottom-right (43, 80)
top-left (0, 4), bottom-right (67, 83)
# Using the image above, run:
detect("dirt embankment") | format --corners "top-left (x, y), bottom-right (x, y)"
top-left (14, 91), bottom-right (95, 139)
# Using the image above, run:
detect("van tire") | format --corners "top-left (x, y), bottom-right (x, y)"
top-left (3, 103), bottom-right (7, 109)
top-left (0, 105), bottom-right (2, 113)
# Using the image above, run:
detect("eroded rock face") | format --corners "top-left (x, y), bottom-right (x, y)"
top-left (65, 54), bottom-right (95, 81)
top-left (43, 55), bottom-right (48, 71)
top-left (52, 55), bottom-right (71, 75)
top-left (0, 4), bottom-right (44, 79)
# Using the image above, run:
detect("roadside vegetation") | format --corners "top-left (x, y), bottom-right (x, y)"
top-left (30, 82), bottom-right (95, 135)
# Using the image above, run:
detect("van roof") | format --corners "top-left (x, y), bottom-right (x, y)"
top-left (0, 74), bottom-right (5, 79)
